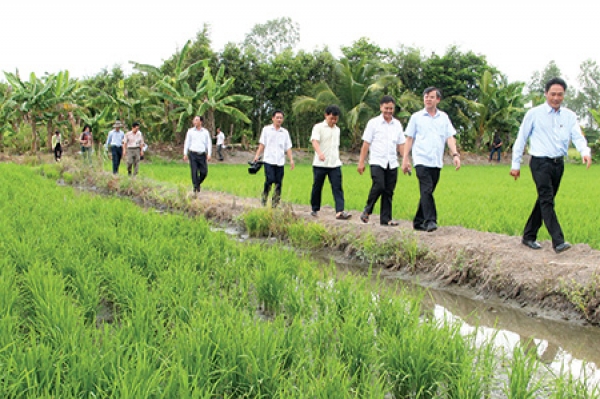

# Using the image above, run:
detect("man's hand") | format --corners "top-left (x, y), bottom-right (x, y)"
top-left (453, 157), bottom-right (461, 171)
top-left (357, 162), bottom-right (365, 175)
top-left (207, 155), bottom-right (212, 162)
top-left (183, 155), bottom-right (188, 161)
top-left (510, 169), bottom-right (520, 180)
top-left (290, 160), bottom-right (295, 170)
top-left (583, 155), bottom-right (592, 169)
top-left (401, 160), bottom-right (411, 175)
top-left (318, 153), bottom-right (326, 162)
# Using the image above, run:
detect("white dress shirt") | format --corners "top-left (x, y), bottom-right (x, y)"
top-left (310, 120), bottom-right (342, 168)
top-left (183, 127), bottom-right (212, 157)
top-left (362, 114), bottom-right (405, 169)
top-left (259, 124), bottom-right (292, 166)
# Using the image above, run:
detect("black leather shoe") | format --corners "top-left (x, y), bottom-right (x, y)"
top-left (414, 223), bottom-right (427, 231)
top-left (521, 239), bottom-right (542, 250)
top-left (554, 242), bottom-right (572, 254)
top-left (425, 222), bottom-right (438, 232)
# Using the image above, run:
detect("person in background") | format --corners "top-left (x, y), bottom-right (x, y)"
top-left (253, 110), bottom-right (294, 207)
top-left (123, 122), bottom-right (145, 177)
top-left (105, 120), bottom-right (125, 174)
top-left (510, 77), bottom-right (592, 254)
top-left (79, 125), bottom-right (93, 166)
top-left (51, 130), bottom-right (62, 162)
top-left (215, 127), bottom-right (225, 161)
top-left (310, 105), bottom-right (351, 220)
top-left (402, 87), bottom-right (461, 233)
top-left (489, 134), bottom-right (503, 162)
top-left (357, 95), bottom-right (405, 226)
top-left (183, 116), bottom-right (212, 195)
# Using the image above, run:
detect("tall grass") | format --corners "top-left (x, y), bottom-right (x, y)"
top-left (0, 163), bottom-right (597, 397)
top-left (135, 161), bottom-right (600, 249)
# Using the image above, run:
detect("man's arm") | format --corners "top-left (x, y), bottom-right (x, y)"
top-left (357, 141), bottom-right (370, 175)
top-left (286, 148), bottom-right (295, 170)
top-left (401, 137), bottom-right (413, 174)
top-left (447, 136), bottom-right (460, 170)
top-left (312, 139), bottom-right (325, 162)
top-left (253, 144), bottom-right (265, 162)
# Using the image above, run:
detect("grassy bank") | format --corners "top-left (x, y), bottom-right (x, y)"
top-left (1, 162), bottom-right (597, 397)
top-left (130, 159), bottom-right (600, 249)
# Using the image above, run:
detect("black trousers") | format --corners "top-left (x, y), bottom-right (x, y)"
top-left (262, 163), bottom-right (284, 207)
top-left (414, 165), bottom-right (441, 228)
top-left (217, 144), bottom-right (224, 160)
top-left (523, 156), bottom-right (565, 247)
top-left (189, 151), bottom-right (208, 191)
top-left (364, 164), bottom-right (398, 224)
top-left (311, 166), bottom-right (344, 213)
top-left (54, 143), bottom-right (62, 160)
top-left (111, 145), bottom-right (123, 174)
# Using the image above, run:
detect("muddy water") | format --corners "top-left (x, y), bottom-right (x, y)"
top-left (219, 227), bottom-right (600, 384)
top-left (316, 251), bottom-right (600, 385)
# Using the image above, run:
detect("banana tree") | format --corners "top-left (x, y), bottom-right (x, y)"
top-left (4, 71), bottom-right (57, 152)
top-left (195, 64), bottom-right (253, 134)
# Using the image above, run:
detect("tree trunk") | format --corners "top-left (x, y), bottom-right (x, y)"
top-left (30, 114), bottom-right (37, 153)
top-left (68, 112), bottom-right (78, 144)
top-left (47, 120), bottom-right (54, 152)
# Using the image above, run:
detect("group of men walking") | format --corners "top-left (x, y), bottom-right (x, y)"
top-left (183, 77), bottom-right (589, 255)
top-left (105, 120), bottom-right (146, 176)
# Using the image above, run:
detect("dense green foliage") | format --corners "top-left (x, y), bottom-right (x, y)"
top-left (3, 20), bottom-right (600, 154)
top-left (1, 163), bottom-right (598, 398)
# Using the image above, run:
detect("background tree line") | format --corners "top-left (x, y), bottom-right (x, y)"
top-left (1, 18), bottom-right (600, 155)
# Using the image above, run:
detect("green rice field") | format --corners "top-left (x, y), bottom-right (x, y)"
top-left (125, 159), bottom-right (599, 249)
top-left (1, 162), bottom-right (597, 398)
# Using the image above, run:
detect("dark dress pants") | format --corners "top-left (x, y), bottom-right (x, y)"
top-left (364, 164), bottom-right (397, 224)
top-left (262, 163), bottom-right (284, 207)
top-left (311, 166), bottom-right (344, 213)
top-left (54, 143), bottom-right (62, 161)
top-left (111, 145), bottom-right (123, 174)
top-left (523, 156), bottom-right (565, 247)
top-left (189, 151), bottom-right (208, 191)
top-left (414, 165), bottom-right (441, 228)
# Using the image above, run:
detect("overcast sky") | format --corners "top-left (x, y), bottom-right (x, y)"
top-left (2, 0), bottom-right (598, 88)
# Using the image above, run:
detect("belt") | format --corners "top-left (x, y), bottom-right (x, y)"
top-left (533, 155), bottom-right (563, 163)
top-left (190, 151), bottom-right (206, 156)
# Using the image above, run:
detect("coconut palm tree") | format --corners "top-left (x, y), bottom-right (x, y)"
top-left (293, 58), bottom-right (403, 149)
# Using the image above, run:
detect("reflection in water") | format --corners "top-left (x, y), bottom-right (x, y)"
top-left (321, 252), bottom-right (600, 385)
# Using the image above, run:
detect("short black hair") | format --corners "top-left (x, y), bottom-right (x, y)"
top-left (272, 109), bottom-right (284, 117)
top-left (423, 87), bottom-right (442, 99)
top-left (325, 105), bottom-right (341, 116)
top-left (132, 122), bottom-right (140, 128)
top-left (83, 125), bottom-right (91, 132)
top-left (380, 95), bottom-right (396, 105)
top-left (545, 77), bottom-right (567, 92)
top-left (55, 130), bottom-right (60, 134)
top-left (194, 115), bottom-right (204, 122)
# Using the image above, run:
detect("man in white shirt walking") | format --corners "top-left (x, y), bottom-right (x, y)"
top-left (183, 116), bottom-right (212, 194)
top-left (402, 87), bottom-right (460, 233)
top-left (215, 127), bottom-right (225, 161)
top-left (310, 105), bottom-right (351, 220)
top-left (357, 95), bottom-right (405, 226)
top-left (253, 110), bottom-right (295, 207)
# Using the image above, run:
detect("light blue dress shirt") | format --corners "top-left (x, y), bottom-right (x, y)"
top-left (362, 114), bottom-right (405, 169)
top-left (405, 108), bottom-right (456, 168)
top-left (511, 102), bottom-right (590, 170)
top-left (106, 129), bottom-right (124, 147)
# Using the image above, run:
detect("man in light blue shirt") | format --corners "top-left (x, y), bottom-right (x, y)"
top-left (357, 95), bottom-right (405, 226)
top-left (511, 77), bottom-right (591, 254)
top-left (402, 87), bottom-right (460, 232)
top-left (183, 116), bottom-right (212, 195)
top-left (105, 120), bottom-right (125, 174)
